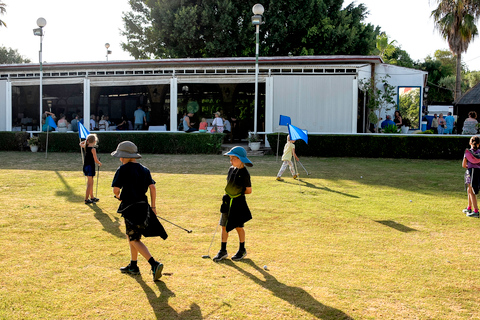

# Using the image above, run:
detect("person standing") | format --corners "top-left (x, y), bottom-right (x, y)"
top-left (134, 106), bottom-right (147, 130)
top-left (394, 110), bottom-right (403, 128)
top-left (462, 111), bottom-right (478, 135)
top-left (80, 134), bottom-right (102, 204)
top-left (111, 141), bottom-right (168, 280)
top-left (276, 135), bottom-right (299, 181)
top-left (438, 113), bottom-right (446, 134)
top-left (213, 146), bottom-right (253, 262)
top-left (463, 136), bottom-right (480, 218)
top-left (444, 112), bottom-right (455, 134)
top-left (431, 114), bottom-right (439, 134)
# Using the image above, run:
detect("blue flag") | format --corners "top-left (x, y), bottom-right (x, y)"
top-left (279, 115), bottom-right (291, 126)
top-left (78, 122), bottom-right (90, 139)
top-left (288, 124), bottom-right (308, 144)
top-left (46, 116), bottom-right (57, 129)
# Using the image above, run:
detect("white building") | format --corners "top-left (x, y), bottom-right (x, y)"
top-left (0, 56), bottom-right (428, 135)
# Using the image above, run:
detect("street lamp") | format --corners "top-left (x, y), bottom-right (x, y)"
top-left (252, 3), bottom-right (264, 135)
top-left (105, 43), bottom-right (112, 61)
top-left (33, 17), bottom-right (46, 130)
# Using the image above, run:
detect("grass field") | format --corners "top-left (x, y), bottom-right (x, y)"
top-left (0, 151), bottom-right (478, 319)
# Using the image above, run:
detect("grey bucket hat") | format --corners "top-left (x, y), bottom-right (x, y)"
top-left (111, 141), bottom-right (142, 159)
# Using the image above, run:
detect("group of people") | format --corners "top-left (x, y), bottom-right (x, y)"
top-left (80, 135), bottom-right (255, 280)
top-left (181, 111), bottom-right (232, 136)
top-left (379, 111), bottom-right (406, 131)
top-left (42, 111), bottom-right (81, 133)
top-left (430, 112), bottom-right (455, 134)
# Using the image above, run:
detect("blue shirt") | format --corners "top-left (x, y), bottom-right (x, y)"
top-left (381, 119), bottom-right (396, 129)
top-left (134, 109), bottom-right (146, 124)
top-left (445, 115), bottom-right (455, 129)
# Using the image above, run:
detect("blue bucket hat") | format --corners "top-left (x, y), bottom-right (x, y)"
top-left (224, 146), bottom-right (253, 167)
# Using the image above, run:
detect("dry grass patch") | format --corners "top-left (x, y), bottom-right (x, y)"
top-left (0, 151), bottom-right (478, 319)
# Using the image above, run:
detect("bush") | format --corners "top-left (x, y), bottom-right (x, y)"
top-left (0, 131), bottom-right (225, 154)
top-left (267, 133), bottom-right (471, 159)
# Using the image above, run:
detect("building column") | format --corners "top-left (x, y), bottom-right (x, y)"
top-left (170, 77), bottom-right (178, 132)
top-left (83, 78), bottom-right (90, 128)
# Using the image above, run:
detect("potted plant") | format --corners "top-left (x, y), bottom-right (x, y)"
top-left (247, 132), bottom-right (261, 151)
top-left (27, 136), bottom-right (40, 152)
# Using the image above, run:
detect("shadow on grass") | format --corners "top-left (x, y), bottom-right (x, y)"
top-left (282, 179), bottom-right (360, 198)
top-left (131, 275), bottom-right (203, 319)
top-left (224, 259), bottom-right (353, 320)
top-left (54, 171), bottom-right (82, 202)
top-left (89, 204), bottom-right (125, 239)
top-left (375, 220), bottom-right (418, 233)
top-left (53, 171), bottom-right (125, 238)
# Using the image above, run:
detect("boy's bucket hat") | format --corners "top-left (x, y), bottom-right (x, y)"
top-left (224, 146), bottom-right (253, 167)
top-left (111, 141), bottom-right (142, 159)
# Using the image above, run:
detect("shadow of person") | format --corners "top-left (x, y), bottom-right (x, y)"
top-left (88, 205), bottom-right (125, 239)
top-left (224, 259), bottom-right (353, 320)
top-left (131, 275), bottom-right (203, 319)
top-left (284, 179), bottom-right (359, 198)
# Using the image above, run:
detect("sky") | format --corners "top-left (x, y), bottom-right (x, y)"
top-left (1, 0), bottom-right (480, 71)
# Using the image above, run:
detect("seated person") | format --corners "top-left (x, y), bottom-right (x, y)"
top-left (57, 113), bottom-right (69, 132)
top-left (381, 115), bottom-right (396, 129)
top-left (199, 118), bottom-right (208, 133)
top-left (98, 115), bottom-right (109, 131)
top-left (183, 112), bottom-right (198, 132)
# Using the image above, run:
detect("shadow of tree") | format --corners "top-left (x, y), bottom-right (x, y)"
top-left (224, 259), bottom-right (353, 320)
top-left (131, 275), bottom-right (203, 319)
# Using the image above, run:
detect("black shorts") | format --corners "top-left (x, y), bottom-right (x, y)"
top-left (125, 220), bottom-right (142, 241)
top-left (83, 165), bottom-right (95, 177)
top-left (467, 168), bottom-right (480, 194)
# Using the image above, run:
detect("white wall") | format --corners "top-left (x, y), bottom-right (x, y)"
top-left (270, 75), bottom-right (357, 133)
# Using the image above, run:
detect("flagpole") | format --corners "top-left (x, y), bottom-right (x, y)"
top-left (45, 128), bottom-right (49, 159)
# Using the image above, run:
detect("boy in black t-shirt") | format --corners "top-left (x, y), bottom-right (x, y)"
top-left (213, 146), bottom-right (253, 262)
top-left (111, 141), bottom-right (167, 281)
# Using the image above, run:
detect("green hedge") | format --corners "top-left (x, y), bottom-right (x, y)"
top-left (0, 132), bottom-right (225, 154)
top-left (267, 133), bottom-right (472, 159)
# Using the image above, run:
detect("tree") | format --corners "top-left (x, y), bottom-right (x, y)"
top-left (372, 33), bottom-right (415, 68)
top-left (431, 0), bottom-right (480, 101)
top-left (0, 46), bottom-right (30, 64)
top-left (0, 2), bottom-right (6, 28)
top-left (359, 75), bottom-right (397, 130)
top-left (121, 0), bottom-right (379, 59)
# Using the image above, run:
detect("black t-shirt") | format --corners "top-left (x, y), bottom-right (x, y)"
top-left (111, 162), bottom-right (156, 205)
top-left (225, 166), bottom-right (251, 196)
top-left (84, 146), bottom-right (95, 167)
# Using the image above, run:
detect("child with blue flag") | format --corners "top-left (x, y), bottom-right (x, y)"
top-left (276, 135), bottom-right (299, 181)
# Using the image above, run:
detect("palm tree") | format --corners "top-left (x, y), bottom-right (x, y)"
top-left (431, 0), bottom-right (480, 100)
top-left (0, 2), bottom-right (6, 27)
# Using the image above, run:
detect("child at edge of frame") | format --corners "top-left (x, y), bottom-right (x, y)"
top-left (462, 135), bottom-right (480, 218)
top-left (276, 134), bottom-right (299, 181)
top-left (111, 141), bottom-right (168, 281)
top-left (79, 133), bottom-right (102, 204)
top-left (213, 146), bottom-right (253, 262)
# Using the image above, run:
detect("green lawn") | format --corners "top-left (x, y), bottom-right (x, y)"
top-left (0, 151), bottom-right (478, 319)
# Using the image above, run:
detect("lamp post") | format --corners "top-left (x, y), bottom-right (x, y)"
top-left (105, 43), bottom-right (112, 61)
top-left (33, 17), bottom-right (46, 129)
top-left (252, 4), bottom-right (264, 135)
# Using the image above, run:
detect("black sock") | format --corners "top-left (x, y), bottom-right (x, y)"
top-left (221, 242), bottom-right (227, 251)
top-left (130, 260), bottom-right (137, 267)
top-left (239, 242), bottom-right (245, 251)
top-left (148, 257), bottom-right (156, 267)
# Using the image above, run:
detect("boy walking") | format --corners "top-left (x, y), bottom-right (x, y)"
top-left (111, 141), bottom-right (168, 280)
top-left (213, 146), bottom-right (253, 262)
top-left (276, 135), bottom-right (299, 181)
